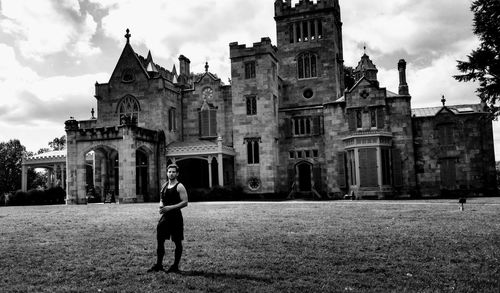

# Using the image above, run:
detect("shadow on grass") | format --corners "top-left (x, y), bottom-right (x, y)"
top-left (179, 270), bottom-right (272, 283)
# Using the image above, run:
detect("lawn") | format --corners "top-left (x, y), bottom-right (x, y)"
top-left (1, 198), bottom-right (499, 292)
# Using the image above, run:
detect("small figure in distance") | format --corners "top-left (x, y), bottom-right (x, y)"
top-left (148, 164), bottom-right (188, 273)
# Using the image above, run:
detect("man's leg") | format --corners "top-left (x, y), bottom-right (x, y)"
top-left (156, 237), bottom-right (166, 267)
top-left (167, 239), bottom-right (182, 272)
top-left (148, 227), bottom-right (166, 272)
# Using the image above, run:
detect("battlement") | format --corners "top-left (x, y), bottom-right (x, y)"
top-left (229, 37), bottom-right (278, 60)
top-left (274, 0), bottom-right (339, 19)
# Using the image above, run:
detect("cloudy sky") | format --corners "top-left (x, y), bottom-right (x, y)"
top-left (0, 0), bottom-right (498, 158)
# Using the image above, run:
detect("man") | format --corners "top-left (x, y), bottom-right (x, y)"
top-left (148, 164), bottom-right (188, 273)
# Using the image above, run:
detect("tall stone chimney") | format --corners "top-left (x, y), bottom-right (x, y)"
top-left (398, 59), bottom-right (409, 95)
top-left (178, 55), bottom-right (191, 77)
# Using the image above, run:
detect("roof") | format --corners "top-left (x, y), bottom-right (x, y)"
top-left (166, 140), bottom-right (235, 157)
top-left (411, 104), bottom-right (485, 118)
top-left (26, 150), bottom-right (66, 161)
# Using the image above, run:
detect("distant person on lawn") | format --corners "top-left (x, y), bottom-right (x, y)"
top-left (148, 164), bottom-right (188, 273)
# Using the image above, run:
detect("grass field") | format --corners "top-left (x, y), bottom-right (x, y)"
top-left (1, 198), bottom-right (499, 292)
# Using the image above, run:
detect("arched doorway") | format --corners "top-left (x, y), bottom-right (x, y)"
top-left (297, 162), bottom-right (312, 192)
top-left (83, 146), bottom-right (118, 202)
top-left (177, 158), bottom-right (209, 189)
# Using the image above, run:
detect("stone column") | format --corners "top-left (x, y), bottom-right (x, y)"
top-left (217, 136), bottom-right (224, 186)
top-left (21, 164), bottom-right (28, 192)
top-left (207, 156), bottom-right (213, 188)
top-left (47, 168), bottom-right (53, 188)
top-left (120, 126), bottom-right (137, 203)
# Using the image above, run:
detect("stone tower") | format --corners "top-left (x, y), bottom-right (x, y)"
top-left (274, 0), bottom-right (344, 106)
top-left (230, 38), bottom-right (280, 194)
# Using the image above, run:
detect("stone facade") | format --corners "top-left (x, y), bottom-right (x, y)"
top-left (60, 0), bottom-right (496, 204)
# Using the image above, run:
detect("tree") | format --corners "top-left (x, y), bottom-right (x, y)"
top-left (344, 65), bottom-right (356, 91)
top-left (37, 148), bottom-right (51, 154)
top-left (454, 0), bottom-right (500, 117)
top-left (48, 135), bottom-right (66, 151)
top-left (0, 139), bottom-right (26, 194)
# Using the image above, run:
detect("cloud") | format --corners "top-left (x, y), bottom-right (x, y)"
top-left (341, 0), bottom-right (476, 69)
top-left (90, 0), bottom-right (275, 80)
top-left (0, 0), bottom-right (100, 60)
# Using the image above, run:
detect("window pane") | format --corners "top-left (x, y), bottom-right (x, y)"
top-left (311, 55), bottom-right (316, 77)
top-left (356, 110), bottom-right (362, 128)
top-left (298, 56), bottom-right (304, 79)
top-left (253, 141), bottom-right (259, 164)
top-left (310, 20), bottom-right (316, 39)
top-left (247, 141), bottom-right (253, 163)
top-left (370, 109), bottom-right (377, 128)
top-left (304, 55), bottom-right (310, 78)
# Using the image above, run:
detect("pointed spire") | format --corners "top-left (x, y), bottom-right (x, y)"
top-left (145, 50), bottom-right (158, 73)
top-left (172, 64), bottom-right (177, 76)
top-left (441, 95), bottom-right (446, 106)
top-left (205, 62), bottom-right (209, 73)
top-left (125, 28), bottom-right (131, 43)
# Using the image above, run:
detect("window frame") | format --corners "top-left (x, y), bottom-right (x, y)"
top-left (244, 61), bottom-right (256, 79)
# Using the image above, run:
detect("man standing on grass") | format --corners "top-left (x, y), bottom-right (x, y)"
top-left (148, 164), bottom-right (188, 273)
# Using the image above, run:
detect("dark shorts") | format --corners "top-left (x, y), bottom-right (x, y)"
top-left (157, 214), bottom-right (184, 242)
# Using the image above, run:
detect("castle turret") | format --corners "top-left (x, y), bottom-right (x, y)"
top-left (354, 53), bottom-right (378, 84)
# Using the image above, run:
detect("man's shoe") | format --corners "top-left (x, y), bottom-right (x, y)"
top-left (166, 265), bottom-right (179, 273)
top-left (147, 264), bottom-right (164, 272)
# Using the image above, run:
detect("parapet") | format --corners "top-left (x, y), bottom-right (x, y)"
top-left (275, 0), bottom-right (339, 18)
top-left (229, 37), bottom-right (278, 60)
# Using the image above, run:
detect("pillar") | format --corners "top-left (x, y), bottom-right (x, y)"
top-left (218, 154), bottom-right (224, 186)
top-left (207, 156), bottom-right (213, 188)
top-left (21, 164), bottom-right (28, 192)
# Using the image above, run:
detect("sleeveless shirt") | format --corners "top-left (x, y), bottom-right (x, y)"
top-left (160, 182), bottom-right (183, 221)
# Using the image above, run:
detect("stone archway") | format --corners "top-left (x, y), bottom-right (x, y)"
top-left (83, 145), bottom-right (119, 203)
top-left (296, 161), bottom-right (312, 192)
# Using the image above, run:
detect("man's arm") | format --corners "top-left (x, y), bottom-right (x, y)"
top-left (160, 183), bottom-right (188, 213)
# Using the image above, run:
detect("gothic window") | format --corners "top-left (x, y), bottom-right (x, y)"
top-left (292, 116), bottom-right (322, 136)
top-left (245, 138), bottom-right (260, 164)
top-left (199, 108), bottom-right (217, 137)
top-left (359, 148), bottom-right (378, 187)
top-left (370, 109), bottom-right (377, 128)
top-left (356, 110), bottom-right (362, 129)
top-left (168, 107), bottom-right (176, 131)
top-left (245, 61), bottom-right (256, 79)
top-left (297, 53), bottom-right (317, 79)
top-left (117, 95), bottom-right (140, 125)
top-left (246, 96), bottom-right (257, 115)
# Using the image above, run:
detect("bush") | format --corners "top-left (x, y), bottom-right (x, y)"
top-left (4, 188), bottom-right (66, 206)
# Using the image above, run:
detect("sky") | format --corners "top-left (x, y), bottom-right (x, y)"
top-left (0, 0), bottom-right (498, 158)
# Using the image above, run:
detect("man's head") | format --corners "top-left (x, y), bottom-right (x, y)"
top-left (167, 164), bottom-right (180, 180)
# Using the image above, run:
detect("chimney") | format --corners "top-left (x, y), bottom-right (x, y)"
top-left (398, 59), bottom-right (409, 95)
top-left (178, 55), bottom-right (191, 77)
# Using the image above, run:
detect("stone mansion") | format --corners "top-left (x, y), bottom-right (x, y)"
top-left (22, 0), bottom-right (497, 203)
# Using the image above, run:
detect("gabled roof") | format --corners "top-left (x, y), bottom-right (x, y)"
top-left (109, 42), bottom-right (150, 82)
top-left (411, 104), bottom-right (485, 118)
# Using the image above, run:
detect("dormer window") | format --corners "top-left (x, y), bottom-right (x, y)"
top-left (121, 69), bottom-right (135, 83)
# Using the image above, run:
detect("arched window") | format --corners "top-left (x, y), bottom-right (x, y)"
top-left (199, 103), bottom-right (217, 138)
top-left (297, 53), bottom-right (317, 79)
top-left (117, 95), bottom-right (140, 125)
